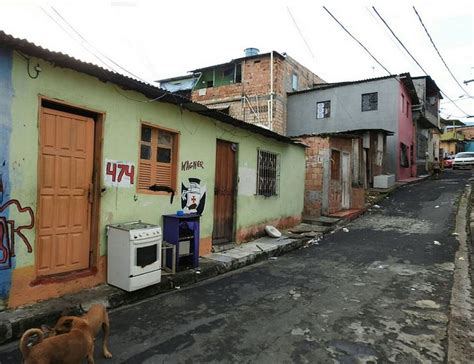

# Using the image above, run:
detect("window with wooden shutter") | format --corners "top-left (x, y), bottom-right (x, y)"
top-left (138, 124), bottom-right (178, 193)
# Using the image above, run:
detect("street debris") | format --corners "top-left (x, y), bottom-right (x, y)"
top-left (433, 241), bottom-right (441, 245)
top-left (175, 286), bottom-right (181, 290)
top-left (265, 225), bottom-right (282, 238)
top-left (452, 232), bottom-right (459, 236)
top-left (373, 204), bottom-right (381, 209)
top-left (291, 327), bottom-right (310, 336)
top-left (415, 300), bottom-right (440, 309)
top-left (458, 257), bottom-right (465, 261)
top-left (434, 205), bottom-right (440, 208)
top-left (269, 257), bottom-right (278, 260)
top-left (342, 227), bottom-right (349, 233)
top-left (289, 289), bottom-right (301, 300)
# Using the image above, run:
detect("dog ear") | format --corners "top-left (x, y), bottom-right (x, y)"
top-left (61, 318), bottom-right (74, 330)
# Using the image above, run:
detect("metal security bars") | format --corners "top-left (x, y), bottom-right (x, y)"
top-left (361, 92), bottom-right (378, 111)
top-left (257, 149), bottom-right (280, 197)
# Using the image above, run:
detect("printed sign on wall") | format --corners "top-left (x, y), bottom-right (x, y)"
top-left (181, 178), bottom-right (207, 214)
top-left (104, 159), bottom-right (135, 187)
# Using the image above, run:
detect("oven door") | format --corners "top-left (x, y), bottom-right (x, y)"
top-left (129, 236), bottom-right (161, 277)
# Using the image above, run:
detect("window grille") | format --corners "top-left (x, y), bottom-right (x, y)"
top-left (257, 150), bottom-right (280, 197)
top-left (361, 92), bottom-right (378, 111)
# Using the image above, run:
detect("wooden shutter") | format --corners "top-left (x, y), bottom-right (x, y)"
top-left (138, 125), bottom-right (176, 191)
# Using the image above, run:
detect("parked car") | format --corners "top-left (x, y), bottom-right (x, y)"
top-left (453, 152), bottom-right (474, 169)
top-left (443, 156), bottom-right (454, 168)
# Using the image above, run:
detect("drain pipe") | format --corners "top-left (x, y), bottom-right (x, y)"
top-left (269, 51), bottom-right (274, 131)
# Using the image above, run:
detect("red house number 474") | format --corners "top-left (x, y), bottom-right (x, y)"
top-left (106, 162), bottom-right (135, 184)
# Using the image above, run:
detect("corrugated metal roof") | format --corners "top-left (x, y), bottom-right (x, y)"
top-left (189, 51), bottom-right (285, 73)
top-left (289, 73), bottom-right (420, 104)
top-left (0, 30), bottom-right (298, 145)
top-left (292, 128), bottom-right (395, 139)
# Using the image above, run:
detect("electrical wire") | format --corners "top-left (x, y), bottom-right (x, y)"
top-left (39, 6), bottom-right (115, 71)
top-left (49, 6), bottom-right (147, 83)
top-left (112, 85), bottom-right (168, 103)
top-left (372, 7), bottom-right (429, 76)
top-left (15, 51), bottom-right (40, 79)
top-left (322, 6), bottom-right (391, 75)
top-left (372, 6), bottom-right (472, 118)
top-left (413, 6), bottom-right (472, 97)
top-left (286, 6), bottom-right (316, 61)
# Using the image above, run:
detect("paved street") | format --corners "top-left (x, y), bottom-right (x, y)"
top-left (1, 170), bottom-right (471, 363)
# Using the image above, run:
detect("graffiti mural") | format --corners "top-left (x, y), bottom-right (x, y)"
top-left (0, 199), bottom-right (34, 270)
top-left (181, 178), bottom-right (207, 215)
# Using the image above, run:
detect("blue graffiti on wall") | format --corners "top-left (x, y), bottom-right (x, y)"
top-left (0, 46), bottom-right (14, 299)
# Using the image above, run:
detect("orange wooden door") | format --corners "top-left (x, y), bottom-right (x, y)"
top-left (213, 140), bottom-right (236, 244)
top-left (37, 108), bottom-right (94, 276)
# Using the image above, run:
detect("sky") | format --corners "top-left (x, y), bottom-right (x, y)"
top-left (0, 0), bottom-right (473, 123)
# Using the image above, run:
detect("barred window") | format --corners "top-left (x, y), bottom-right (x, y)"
top-left (257, 150), bottom-right (280, 197)
top-left (361, 92), bottom-right (378, 111)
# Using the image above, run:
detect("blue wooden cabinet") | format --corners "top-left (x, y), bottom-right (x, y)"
top-left (162, 214), bottom-right (200, 270)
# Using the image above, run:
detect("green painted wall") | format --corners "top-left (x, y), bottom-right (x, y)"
top-left (8, 52), bottom-right (305, 268)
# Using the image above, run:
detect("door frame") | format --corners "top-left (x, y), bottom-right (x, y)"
top-left (35, 95), bottom-right (105, 278)
top-left (341, 152), bottom-right (351, 210)
top-left (212, 139), bottom-right (238, 245)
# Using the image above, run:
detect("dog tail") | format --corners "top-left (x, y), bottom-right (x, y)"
top-left (20, 328), bottom-right (44, 358)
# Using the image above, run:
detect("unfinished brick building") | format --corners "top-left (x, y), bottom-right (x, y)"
top-left (159, 49), bottom-right (325, 135)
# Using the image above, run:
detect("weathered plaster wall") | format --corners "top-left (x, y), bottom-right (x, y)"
top-left (397, 82), bottom-right (416, 180)
top-left (0, 47), bottom-right (14, 309)
top-left (287, 77), bottom-right (406, 178)
top-left (2, 50), bottom-right (305, 307)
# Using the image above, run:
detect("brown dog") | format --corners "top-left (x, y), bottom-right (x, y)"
top-left (20, 317), bottom-right (94, 364)
top-left (44, 303), bottom-right (112, 359)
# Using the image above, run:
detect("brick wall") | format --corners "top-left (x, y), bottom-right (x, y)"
top-left (296, 136), bottom-right (329, 217)
top-left (190, 53), bottom-right (324, 136)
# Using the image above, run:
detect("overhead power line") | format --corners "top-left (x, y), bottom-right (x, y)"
top-left (286, 6), bottom-right (316, 61)
top-left (372, 6), bottom-right (471, 118)
top-left (41, 6), bottom-right (148, 83)
top-left (39, 7), bottom-right (114, 71)
top-left (413, 6), bottom-right (472, 97)
top-left (371, 7), bottom-right (429, 75)
top-left (322, 6), bottom-right (391, 75)
top-left (49, 6), bottom-right (147, 83)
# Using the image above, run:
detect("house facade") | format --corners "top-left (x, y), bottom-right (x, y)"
top-left (412, 76), bottom-right (442, 174)
top-left (287, 74), bottom-right (420, 181)
top-left (159, 49), bottom-right (325, 135)
top-left (296, 133), bottom-right (370, 217)
top-left (0, 32), bottom-right (306, 309)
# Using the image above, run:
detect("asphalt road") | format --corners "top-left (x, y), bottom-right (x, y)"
top-left (1, 169), bottom-right (471, 363)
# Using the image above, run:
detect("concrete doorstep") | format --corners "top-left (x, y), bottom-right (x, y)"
top-left (0, 174), bottom-right (427, 346)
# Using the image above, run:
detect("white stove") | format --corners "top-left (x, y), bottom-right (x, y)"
top-left (106, 221), bottom-right (162, 291)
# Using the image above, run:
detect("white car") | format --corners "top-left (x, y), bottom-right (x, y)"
top-left (453, 152), bottom-right (474, 170)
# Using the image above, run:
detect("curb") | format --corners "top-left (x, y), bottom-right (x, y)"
top-left (0, 237), bottom-right (306, 345)
top-left (447, 184), bottom-right (474, 362)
